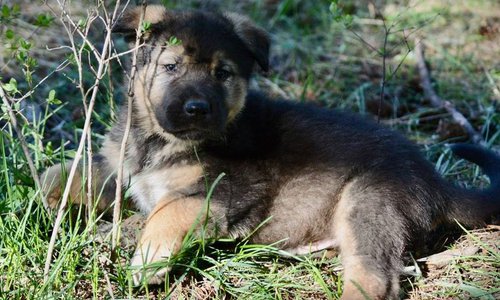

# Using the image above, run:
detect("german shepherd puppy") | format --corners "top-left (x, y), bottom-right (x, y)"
top-left (42, 5), bottom-right (500, 299)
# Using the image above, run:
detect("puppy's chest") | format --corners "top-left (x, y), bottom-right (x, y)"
top-left (126, 144), bottom-right (203, 214)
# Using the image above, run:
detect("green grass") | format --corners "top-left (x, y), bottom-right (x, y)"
top-left (1, 0), bottom-right (499, 299)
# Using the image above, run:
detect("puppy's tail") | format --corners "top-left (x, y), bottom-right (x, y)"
top-left (446, 143), bottom-right (500, 225)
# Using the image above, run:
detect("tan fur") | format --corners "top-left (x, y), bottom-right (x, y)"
top-left (127, 164), bottom-right (202, 213)
top-left (253, 170), bottom-right (339, 248)
top-left (131, 196), bottom-right (224, 284)
top-left (42, 163), bottom-right (82, 209)
top-left (120, 5), bottom-right (167, 30)
top-left (226, 78), bottom-right (247, 122)
top-left (334, 181), bottom-right (394, 300)
top-left (133, 45), bottom-right (194, 143)
top-left (341, 264), bottom-right (388, 300)
top-left (211, 51), bottom-right (248, 122)
top-left (141, 6), bottom-right (167, 25)
top-left (42, 161), bottom-right (110, 212)
top-left (168, 164), bottom-right (204, 188)
top-left (128, 24), bottom-right (249, 138)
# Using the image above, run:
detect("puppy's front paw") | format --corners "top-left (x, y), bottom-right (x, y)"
top-left (41, 161), bottom-right (87, 212)
top-left (130, 237), bottom-right (177, 285)
top-left (129, 196), bottom-right (213, 286)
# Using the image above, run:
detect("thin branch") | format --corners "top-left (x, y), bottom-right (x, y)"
top-left (12, 59), bottom-right (70, 103)
top-left (366, 0), bottom-right (391, 123)
top-left (43, 0), bottom-right (123, 280)
top-left (86, 121), bottom-right (93, 221)
top-left (112, 0), bottom-right (147, 251)
top-left (348, 29), bottom-right (381, 55)
top-left (53, 3), bottom-right (97, 220)
top-left (0, 85), bottom-right (44, 200)
top-left (414, 40), bottom-right (486, 146)
top-left (104, 45), bottom-right (145, 63)
top-left (101, 258), bottom-right (116, 299)
top-left (386, 29), bottom-right (412, 82)
top-left (44, 1), bottom-right (102, 62)
top-left (377, 22), bottom-right (388, 122)
top-left (381, 112), bottom-right (451, 126)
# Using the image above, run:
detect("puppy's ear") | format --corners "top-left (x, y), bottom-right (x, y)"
top-left (113, 5), bottom-right (168, 42)
top-left (225, 13), bottom-right (270, 72)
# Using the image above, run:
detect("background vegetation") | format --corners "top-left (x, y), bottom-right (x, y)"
top-left (0, 0), bottom-right (498, 299)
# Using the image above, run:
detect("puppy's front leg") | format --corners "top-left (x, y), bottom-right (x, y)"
top-left (131, 196), bottom-right (224, 285)
top-left (41, 155), bottom-right (115, 213)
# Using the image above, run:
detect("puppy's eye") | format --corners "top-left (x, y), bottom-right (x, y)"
top-left (164, 64), bottom-right (178, 73)
top-left (214, 69), bottom-right (231, 81)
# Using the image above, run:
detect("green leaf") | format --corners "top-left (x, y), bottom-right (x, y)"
top-left (166, 36), bottom-right (182, 47)
top-left (46, 90), bottom-right (61, 105)
top-left (76, 19), bottom-right (86, 29)
top-left (141, 20), bottom-right (151, 33)
top-left (20, 40), bottom-right (31, 50)
top-left (5, 29), bottom-right (14, 39)
top-left (330, 1), bottom-right (353, 28)
top-left (343, 15), bottom-right (354, 28)
top-left (11, 4), bottom-right (19, 15)
top-left (1, 5), bottom-right (10, 19)
top-left (48, 90), bottom-right (55, 101)
top-left (27, 56), bottom-right (38, 68)
top-left (45, 142), bottom-right (54, 156)
top-left (2, 78), bottom-right (19, 94)
top-left (16, 51), bottom-right (27, 62)
top-left (34, 14), bottom-right (54, 27)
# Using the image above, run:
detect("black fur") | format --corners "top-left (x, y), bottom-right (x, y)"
top-left (201, 91), bottom-right (500, 234)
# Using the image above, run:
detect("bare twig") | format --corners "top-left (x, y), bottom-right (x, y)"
top-left (414, 40), bottom-right (486, 146)
top-left (0, 85), bottom-right (43, 199)
top-left (111, 1), bottom-right (146, 251)
top-left (364, 0), bottom-right (391, 123)
top-left (55, 3), bottom-right (98, 222)
top-left (43, 2), bottom-right (102, 62)
top-left (377, 20), bottom-right (389, 122)
top-left (100, 257), bottom-right (116, 300)
top-left (105, 45), bottom-right (144, 62)
top-left (347, 1), bottom-right (437, 123)
top-left (348, 29), bottom-right (381, 54)
top-left (86, 123), bottom-right (93, 221)
top-left (43, 0), bottom-right (124, 280)
top-left (385, 29), bottom-right (413, 84)
top-left (11, 59), bottom-right (70, 103)
top-left (381, 112), bottom-right (451, 126)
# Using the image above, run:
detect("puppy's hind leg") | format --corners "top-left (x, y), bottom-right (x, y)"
top-left (334, 180), bottom-right (406, 300)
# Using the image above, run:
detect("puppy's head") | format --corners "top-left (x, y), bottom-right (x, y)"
top-left (114, 5), bottom-right (269, 141)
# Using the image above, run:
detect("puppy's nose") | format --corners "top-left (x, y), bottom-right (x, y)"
top-left (183, 99), bottom-right (211, 116)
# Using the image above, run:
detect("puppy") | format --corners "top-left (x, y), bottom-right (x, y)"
top-left (42, 5), bottom-right (500, 299)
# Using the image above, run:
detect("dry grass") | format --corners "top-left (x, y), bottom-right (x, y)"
top-left (408, 226), bottom-right (499, 299)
